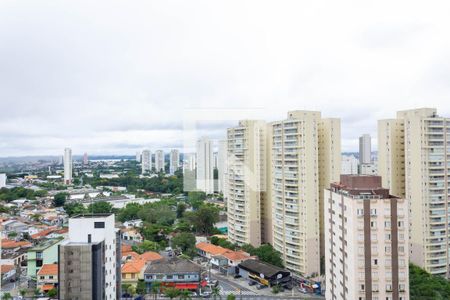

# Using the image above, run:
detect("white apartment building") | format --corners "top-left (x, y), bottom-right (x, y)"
top-left (379, 108), bottom-right (450, 277)
top-left (183, 153), bottom-right (196, 172)
top-left (136, 151), bottom-right (141, 162)
top-left (325, 175), bottom-right (409, 300)
top-left (226, 120), bottom-right (269, 247)
top-left (0, 173), bottom-right (6, 188)
top-left (59, 214), bottom-right (120, 300)
top-left (196, 137), bottom-right (214, 194)
top-left (169, 149), bottom-right (180, 175)
top-left (341, 154), bottom-right (359, 175)
top-left (141, 150), bottom-right (152, 174)
top-left (271, 111), bottom-right (340, 276)
top-left (359, 134), bottom-right (372, 164)
top-left (217, 140), bottom-right (228, 194)
top-left (64, 148), bottom-right (72, 185)
top-left (155, 150), bottom-right (165, 172)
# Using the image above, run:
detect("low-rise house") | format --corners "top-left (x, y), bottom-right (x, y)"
top-left (121, 259), bottom-right (146, 287)
top-left (123, 219), bottom-right (143, 228)
top-left (27, 238), bottom-right (63, 279)
top-left (196, 242), bottom-right (254, 274)
top-left (121, 228), bottom-right (143, 244)
top-left (2, 219), bottom-right (28, 233)
top-left (1, 264), bottom-right (16, 284)
top-left (37, 263), bottom-right (58, 292)
top-left (144, 258), bottom-right (205, 292)
top-left (237, 260), bottom-right (291, 287)
top-left (1, 249), bottom-right (27, 267)
top-left (139, 251), bottom-right (163, 264)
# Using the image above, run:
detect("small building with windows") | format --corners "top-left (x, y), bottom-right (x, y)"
top-left (237, 260), bottom-right (291, 287)
top-left (143, 258), bottom-right (206, 292)
top-left (27, 239), bottom-right (63, 279)
top-left (37, 263), bottom-right (58, 292)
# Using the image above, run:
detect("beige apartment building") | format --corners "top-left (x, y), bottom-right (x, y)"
top-left (325, 175), bottom-right (409, 300)
top-left (226, 120), bottom-right (271, 247)
top-left (378, 108), bottom-right (450, 277)
top-left (271, 111), bottom-right (340, 276)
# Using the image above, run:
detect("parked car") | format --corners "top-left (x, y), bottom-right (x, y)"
top-left (248, 280), bottom-right (257, 286)
top-left (233, 274), bottom-right (242, 279)
top-left (257, 284), bottom-right (268, 290)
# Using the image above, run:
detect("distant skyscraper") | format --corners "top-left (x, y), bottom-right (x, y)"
top-left (217, 140), bottom-right (227, 193)
top-left (64, 148), bottom-right (72, 185)
top-left (378, 108), bottom-right (450, 277)
top-left (183, 153), bottom-right (196, 172)
top-left (0, 173), bottom-right (6, 188)
top-left (136, 151), bottom-right (141, 162)
top-left (83, 152), bottom-right (89, 165)
top-left (341, 154), bottom-right (359, 174)
top-left (155, 150), bottom-right (165, 172)
top-left (196, 137), bottom-right (214, 194)
top-left (141, 150), bottom-right (151, 174)
top-left (59, 214), bottom-right (121, 300)
top-left (169, 149), bottom-right (180, 175)
top-left (325, 175), bottom-right (409, 300)
top-left (359, 134), bottom-right (372, 164)
top-left (226, 121), bottom-right (268, 247)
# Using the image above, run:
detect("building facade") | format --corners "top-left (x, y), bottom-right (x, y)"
top-left (341, 155), bottom-right (359, 175)
top-left (325, 175), bottom-right (409, 300)
top-left (64, 148), bottom-right (72, 185)
top-left (217, 140), bottom-right (228, 193)
top-left (0, 173), bottom-right (6, 188)
top-left (196, 137), bottom-right (214, 194)
top-left (58, 214), bottom-right (120, 300)
top-left (155, 150), bottom-right (165, 172)
top-left (226, 120), bottom-right (269, 247)
top-left (141, 150), bottom-right (151, 174)
top-left (378, 108), bottom-right (450, 277)
top-left (359, 134), bottom-right (372, 164)
top-left (271, 111), bottom-right (340, 276)
top-left (169, 149), bottom-right (180, 175)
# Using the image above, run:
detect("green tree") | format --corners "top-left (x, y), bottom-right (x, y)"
top-left (138, 204), bottom-right (176, 226)
top-left (19, 289), bottom-right (26, 298)
top-left (186, 204), bottom-right (219, 235)
top-left (164, 287), bottom-right (180, 299)
top-left (63, 202), bottom-right (86, 216)
top-left (171, 232), bottom-right (196, 256)
top-left (410, 263), bottom-right (450, 299)
top-left (117, 203), bottom-right (142, 222)
top-left (53, 192), bottom-right (69, 207)
top-left (47, 288), bottom-right (58, 298)
top-left (176, 203), bottom-right (187, 218)
top-left (187, 191), bottom-right (206, 210)
top-left (254, 244), bottom-right (284, 268)
top-left (136, 279), bottom-right (146, 295)
top-left (179, 290), bottom-right (192, 300)
top-left (132, 240), bottom-right (161, 254)
top-left (1, 293), bottom-right (12, 300)
top-left (127, 285), bottom-right (136, 296)
top-left (151, 281), bottom-right (161, 300)
top-left (211, 286), bottom-right (221, 300)
top-left (87, 201), bottom-right (114, 214)
top-left (226, 294), bottom-right (236, 300)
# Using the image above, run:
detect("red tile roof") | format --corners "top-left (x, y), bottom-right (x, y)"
top-left (139, 251), bottom-right (163, 262)
top-left (1, 239), bottom-right (32, 249)
top-left (0, 264), bottom-right (15, 274)
top-left (121, 259), bottom-right (145, 274)
top-left (37, 264), bottom-right (58, 276)
top-left (196, 242), bottom-right (228, 255)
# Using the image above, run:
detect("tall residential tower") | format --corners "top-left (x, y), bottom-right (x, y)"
top-left (64, 148), bottom-right (72, 185)
top-left (378, 108), bottom-right (450, 277)
top-left (196, 137), bottom-right (214, 194)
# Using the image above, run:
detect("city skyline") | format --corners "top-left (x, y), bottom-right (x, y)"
top-left (2, 1), bottom-right (450, 156)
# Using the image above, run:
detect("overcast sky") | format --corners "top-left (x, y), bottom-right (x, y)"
top-left (1, 0), bottom-right (450, 156)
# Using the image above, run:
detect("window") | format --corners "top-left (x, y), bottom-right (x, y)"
top-left (360, 284), bottom-right (365, 291)
top-left (49, 276), bottom-right (53, 279)
top-left (167, 275), bottom-right (173, 279)
top-left (40, 276), bottom-right (45, 280)
top-left (94, 222), bottom-right (105, 228)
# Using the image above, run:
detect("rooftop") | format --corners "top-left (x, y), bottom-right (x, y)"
top-left (37, 264), bottom-right (58, 276)
top-left (71, 213), bottom-right (113, 219)
top-left (330, 175), bottom-right (398, 199)
top-left (144, 258), bottom-right (201, 275)
top-left (238, 260), bottom-right (289, 278)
